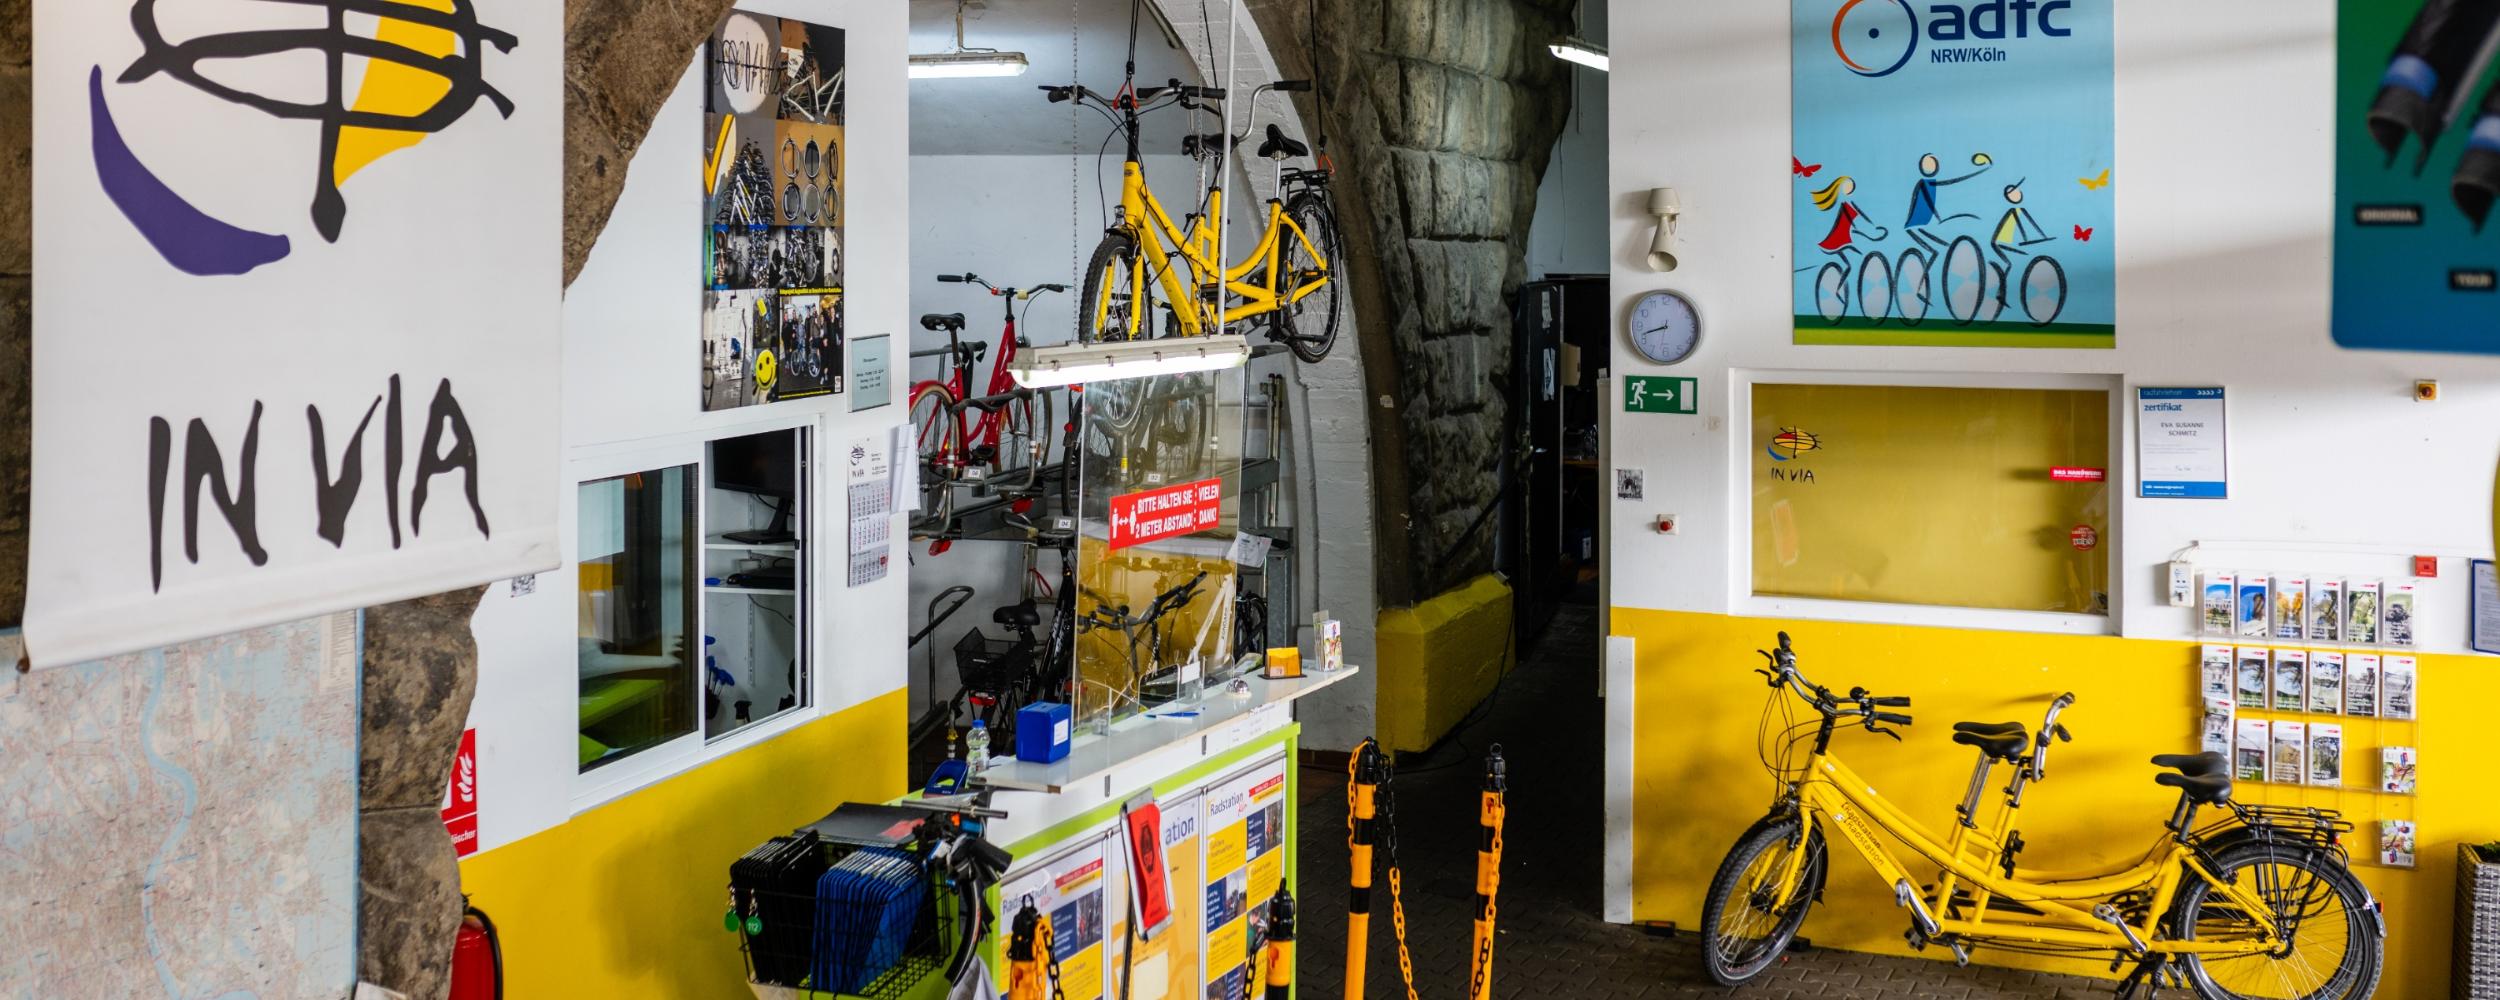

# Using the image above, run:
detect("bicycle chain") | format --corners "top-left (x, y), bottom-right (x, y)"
top-left (1469, 794), bottom-right (1504, 1000)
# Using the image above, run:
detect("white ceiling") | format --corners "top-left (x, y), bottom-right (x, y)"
top-left (908, 0), bottom-right (1216, 157)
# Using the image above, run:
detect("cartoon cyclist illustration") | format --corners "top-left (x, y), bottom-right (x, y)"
top-left (1810, 177), bottom-right (1889, 262)
top-left (1990, 179), bottom-right (2059, 268)
top-left (1904, 152), bottom-right (1992, 254)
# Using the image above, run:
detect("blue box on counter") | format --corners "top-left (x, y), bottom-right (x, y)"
top-left (1017, 702), bottom-right (1072, 763)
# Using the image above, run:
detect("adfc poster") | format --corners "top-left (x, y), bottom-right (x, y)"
top-left (1109, 792), bottom-right (1204, 1000)
top-left (1000, 837), bottom-right (1115, 1000)
top-left (1200, 758), bottom-right (1290, 1000)
top-left (1791, 0), bottom-right (2116, 348)
top-left (2333, 1), bottom-right (2500, 354)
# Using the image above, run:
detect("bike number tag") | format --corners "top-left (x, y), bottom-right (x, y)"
top-left (963, 466), bottom-right (988, 482)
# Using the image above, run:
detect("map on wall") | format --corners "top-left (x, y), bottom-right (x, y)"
top-left (1790, 0), bottom-right (2116, 348)
top-left (2332, 0), bottom-right (2500, 354)
top-left (0, 614), bottom-right (360, 997)
top-left (703, 12), bottom-right (847, 410)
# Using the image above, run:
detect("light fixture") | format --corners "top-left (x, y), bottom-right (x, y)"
top-left (911, 0), bottom-right (1030, 79)
top-left (1010, 335), bottom-right (1251, 389)
top-left (1646, 187), bottom-right (1682, 272)
top-left (1549, 36), bottom-right (1609, 72)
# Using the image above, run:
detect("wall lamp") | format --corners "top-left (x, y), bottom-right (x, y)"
top-left (1549, 36), bottom-right (1609, 72)
top-left (1646, 187), bottom-right (1681, 272)
top-left (1009, 335), bottom-right (1251, 389)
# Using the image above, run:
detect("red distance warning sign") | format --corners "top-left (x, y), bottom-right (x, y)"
top-left (1108, 477), bottom-right (1223, 551)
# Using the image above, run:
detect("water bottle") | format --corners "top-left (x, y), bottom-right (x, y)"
top-left (966, 719), bottom-right (991, 773)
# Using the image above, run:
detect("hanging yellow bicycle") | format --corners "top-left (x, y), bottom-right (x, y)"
top-left (1043, 74), bottom-right (1342, 364)
top-left (1706, 633), bottom-right (2383, 999)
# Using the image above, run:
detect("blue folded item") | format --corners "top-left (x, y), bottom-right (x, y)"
top-left (811, 847), bottom-right (926, 993)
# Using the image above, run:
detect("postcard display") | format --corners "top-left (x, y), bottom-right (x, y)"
top-left (2196, 570), bottom-right (2422, 867)
top-left (703, 12), bottom-right (846, 411)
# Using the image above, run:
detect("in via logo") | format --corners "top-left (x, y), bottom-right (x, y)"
top-left (1831, 0), bottom-right (2074, 77)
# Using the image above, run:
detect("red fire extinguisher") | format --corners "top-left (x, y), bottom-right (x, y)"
top-left (448, 901), bottom-right (502, 1000)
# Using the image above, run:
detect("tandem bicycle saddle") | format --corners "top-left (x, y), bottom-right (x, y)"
top-left (1950, 720), bottom-right (2029, 762)
top-left (919, 312), bottom-right (966, 333)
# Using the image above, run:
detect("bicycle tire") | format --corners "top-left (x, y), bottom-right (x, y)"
top-left (2168, 842), bottom-right (2382, 1000)
top-left (1699, 814), bottom-right (1826, 986)
top-left (1814, 262), bottom-right (1848, 324)
top-left (1857, 251), bottom-right (1894, 324)
top-left (1274, 191), bottom-right (1343, 363)
top-left (1896, 248), bottom-right (1931, 326)
top-left (2021, 255), bottom-right (2068, 327)
top-left (1079, 230), bottom-right (1144, 344)
top-left (1943, 236), bottom-right (1985, 325)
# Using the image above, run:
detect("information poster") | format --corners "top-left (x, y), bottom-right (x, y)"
top-left (2136, 387), bottom-right (2228, 499)
top-left (702, 12), bottom-right (845, 409)
top-left (1791, 0), bottom-right (2116, 348)
top-left (1109, 792), bottom-right (1205, 1000)
top-left (1200, 758), bottom-right (1290, 1000)
top-left (1001, 837), bottom-right (1115, 1000)
top-left (29, 0), bottom-right (563, 666)
top-left (2333, 1), bottom-right (2500, 353)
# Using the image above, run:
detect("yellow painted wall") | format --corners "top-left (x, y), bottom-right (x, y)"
top-left (460, 690), bottom-right (908, 999)
top-left (1619, 608), bottom-right (2496, 997)
top-left (1376, 574), bottom-right (1514, 755)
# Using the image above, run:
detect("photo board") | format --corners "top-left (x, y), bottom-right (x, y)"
top-left (703, 12), bottom-right (847, 410)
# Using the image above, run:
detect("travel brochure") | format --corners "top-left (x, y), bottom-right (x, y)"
top-left (2200, 572), bottom-right (2416, 649)
top-left (2198, 646), bottom-right (2417, 792)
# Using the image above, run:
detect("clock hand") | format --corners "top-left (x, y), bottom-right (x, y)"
top-left (1638, 323), bottom-right (1676, 337)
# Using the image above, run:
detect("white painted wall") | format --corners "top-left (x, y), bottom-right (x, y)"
top-left (1527, 0), bottom-right (1610, 280)
top-left (1602, 0), bottom-right (2500, 651)
top-left (465, 0), bottom-right (911, 855)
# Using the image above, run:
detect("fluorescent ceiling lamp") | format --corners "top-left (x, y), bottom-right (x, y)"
top-left (1549, 37), bottom-right (1609, 72)
top-left (908, 51), bottom-right (1030, 78)
top-left (911, 0), bottom-right (1030, 79)
top-left (1010, 335), bottom-right (1251, 389)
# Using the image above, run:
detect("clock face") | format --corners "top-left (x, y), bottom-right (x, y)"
top-left (1628, 290), bottom-right (1701, 365)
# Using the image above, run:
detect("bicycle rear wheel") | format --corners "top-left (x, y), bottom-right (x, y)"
top-left (1699, 815), bottom-right (1825, 986)
top-left (2169, 843), bottom-right (2382, 1000)
top-left (1273, 191), bottom-right (1342, 363)
top-left (1080, 230), bottom-right (1145, 344)
top-left (1813, 263), bottom-right (1848, 324)
top-left (1857, 251), bottom-right (1894, 324)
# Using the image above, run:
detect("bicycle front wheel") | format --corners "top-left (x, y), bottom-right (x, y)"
top-left (1857, 251), bottom-right (1894, 324)
top-left (2021, 255), bottom-right (2068, 326)
top-left (2169, 843), bottom-right (2382, 1000)
top-left (1273, 191), bottom-right (1343, 363)
top-left (1699, 815), bottom-right (1825, 986)
top-left (1080, 230), bottom-right (1146, 344)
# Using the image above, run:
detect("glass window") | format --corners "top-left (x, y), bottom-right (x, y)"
top-left (704, 428), bottom-right (810, 741)
top-left (1751, 383), bottom-right (2110, 615)
top-left (578, 465), bottom-right (699, 771)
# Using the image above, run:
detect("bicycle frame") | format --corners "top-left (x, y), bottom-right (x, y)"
top-left (1102, 167), bottom-right (1334, 340)
top-left (1758, 747), bottom-right (2286, 959)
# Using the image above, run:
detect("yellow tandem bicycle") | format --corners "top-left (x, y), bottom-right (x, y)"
top-left (1704, 632), bottom-right (2384, 999)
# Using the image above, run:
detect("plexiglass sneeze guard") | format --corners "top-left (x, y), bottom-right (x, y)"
top-left (1071, 368), bottom-right (1247, 734)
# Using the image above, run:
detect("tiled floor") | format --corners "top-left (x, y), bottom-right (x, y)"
top-left (1290, 605), bottom-right (2115, 1000)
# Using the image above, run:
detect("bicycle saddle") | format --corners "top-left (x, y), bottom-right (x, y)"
top-left (1951, 721), bottom-right (2029, 761)
top-left (920, 312), bottom-right (966, 332)
top-left (2150, 751), bottom-right (2229, 778)
top-left (993, 602), bottom-right (1043, 629)
top-left (2154, 770), bottom-right (2233, 807)
top-left (1258, 124), bottom-right (1309, 161)
top-left (1181, 132), bottom-right (1233, 158)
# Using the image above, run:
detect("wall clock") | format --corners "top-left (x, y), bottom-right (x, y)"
top-left (1626, 289), bottom-right (1701, 365)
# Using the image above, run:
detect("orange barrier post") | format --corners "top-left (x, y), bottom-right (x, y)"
top-left (1467, 746), bottom-right (1507, 1000)
top-left (1345, 740), bottom-right (1383, 1000)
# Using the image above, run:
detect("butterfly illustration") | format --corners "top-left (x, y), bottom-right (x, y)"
top-left (2073, 225), bottom-right (2094, 242)
top-left (1792, 157), bottom-right (1822, 179)
top-left (2078, 168), bottom-right (2112, 191)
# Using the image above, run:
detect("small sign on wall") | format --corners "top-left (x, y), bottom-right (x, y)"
top-left (2137, 387), bottom-right (2228, 499)
top-left (442, 728), bottom-right (479, 859)
top-left (1625, 376), bottom-right (1698, 414)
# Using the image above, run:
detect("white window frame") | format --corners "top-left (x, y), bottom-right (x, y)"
top-left (567, 411), bottom-right (828, 813)
top-left (1729, 368), bottom-right (2125, 637)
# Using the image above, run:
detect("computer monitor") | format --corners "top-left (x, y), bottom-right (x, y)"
top-left (713, 429), bottom-right (798, 543)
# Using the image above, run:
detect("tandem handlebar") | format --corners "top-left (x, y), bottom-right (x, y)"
top-left (1756, 632), bottom-right (1914, 739)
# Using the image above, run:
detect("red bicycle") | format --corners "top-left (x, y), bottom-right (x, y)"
top-left (910, 274), bottom-right (1067, 542)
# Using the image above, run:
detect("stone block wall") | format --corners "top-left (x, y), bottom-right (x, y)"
top-left (1247, 0), bottom-right (1577, 603)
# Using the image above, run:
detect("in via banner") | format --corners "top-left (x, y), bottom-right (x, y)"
top-left (29, 0), bottom-right (562, 667)
top-left (2333, 0), bottom-right (2500, 353)
top-left (1791, 0), bottom-right (2116, 348)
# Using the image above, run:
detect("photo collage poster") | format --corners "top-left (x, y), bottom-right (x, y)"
top-left (1790, 0), bottom-right (2116, 347)
top-left (704, 12), bottom-right (845, 410)
top-left (1200, 759), bottom-right (1290, 1000)
top-left (2332, 0), bottom-right (2500, 354)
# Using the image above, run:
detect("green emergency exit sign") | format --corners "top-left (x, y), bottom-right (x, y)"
top-left (1624, 376), bottom-right (1698, 414)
